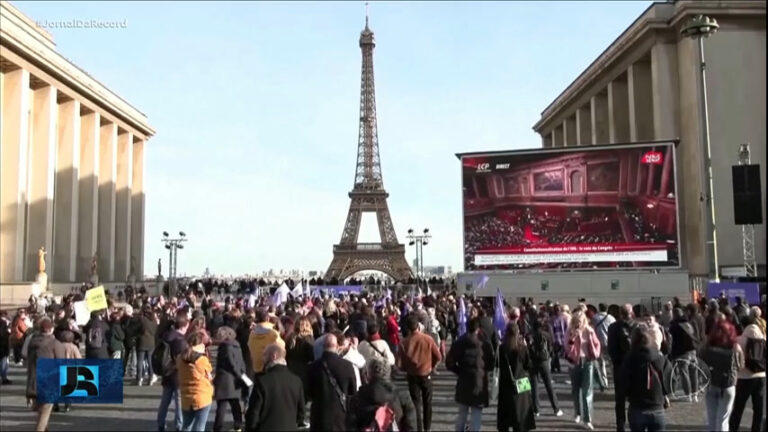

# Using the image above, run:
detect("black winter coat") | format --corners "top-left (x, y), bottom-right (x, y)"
top-left (445, 332), bottom-right (494, 407)
top-left (0, 318), bottom-right (10, 358)
top-left (669, 317), bottom-right (698, 357)
top-left (497, 343), bottom-right (536, 432)
top-left (620, 346), bottom-right (672, 411)
top-left (137, 316), bottom-right (157, 351)
top-left (346, 379), bottom-right (417, 432)
top-left (308, 351), bottom-right (357, 432)
top-left (245, 364), bottom-right (305, 431)
top-left (286, 336), bottom-right (314, 400)
top-left (479, 316), bottom-right (499, 350)
top-left (108, 319), bottom-right (126, 353)
top-left (122, 315), bottom-right (142, 349)
top-left (84, 317), bottom-right (110, 359)
top-left (214, 341), bottom-right (247, 400)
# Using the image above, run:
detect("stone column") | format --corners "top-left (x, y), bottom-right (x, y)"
top-left (98, 122), bottom-right (117, 281)
top-left (590, 92), bottom-right (609, 145)
top-left (77, 111), bottom-right (100, 281)
top-left (552, 125), bottom-right (563, 147)
top-left (114, 131), bottom-right (133, 281)
top-left (131, 139), bottom-right (145, 280)
top-left (564, 116), bottom-right (577, 147)
top-left (0, 68), bottom-right (30, 282)
top-left (576, 105), bottom-right (591, 145)
top-left (608, 76), bottom-right (630, 143)
top-left (651, 44), bottom-right (680, 139)
top-left (53, 98), bottom-right (81, 282)
top-left (25, 85), bottom-right (57, 281)
top-left (628, 61), bottom-right (654, 141)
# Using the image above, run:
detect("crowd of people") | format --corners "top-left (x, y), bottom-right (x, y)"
top-left (0, 285), bottom-right (765, 432)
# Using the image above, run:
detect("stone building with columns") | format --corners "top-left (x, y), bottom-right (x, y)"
top-left (532, 0), bottom-right (766, 281)
top-left (0, 1), bottom-right (154, 294)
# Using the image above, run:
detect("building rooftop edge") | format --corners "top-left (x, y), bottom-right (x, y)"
top-left (532, 0), bottom-right (766, 134)
top-left (0, 0), bottom-right (54, 46)
top-left (0, 0), bottom-right (155, 138)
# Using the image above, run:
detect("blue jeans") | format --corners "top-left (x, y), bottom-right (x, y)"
top-left (182, 404), bottom-right (211, 432)
top-left (628, 407), bottom-right (666, 432)
top-left (157, 385), bottom-right (182, 431)
top-left (705, 385), bottom-right (736, 431)
top-left (137, 350), bottom-right (153, 383)
top-left (0, 356), bottom-right (8, 380)
top-left (570, 359), bottom-right (595, 424)
top-left (455, 404), bottom-right (482, 432)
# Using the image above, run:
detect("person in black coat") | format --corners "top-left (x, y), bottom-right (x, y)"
top-left (607, 304), bottom-right (636, 432)
top-left (213, 326), bottom-right (247, 432)
top-left (620, 325), bottom-right (673, 432)
top-left (446, 317), bottom-right (494, 432)
top-left (245, 343), bottom-right (305, 431)
top-left (307, 333), bottom-right (357, 432)
top-left (136, 307), bottom-right (158, 385)
top-left (122, 306), bottom-right (142, 378)
top-left (346, 357), bottom-right (417, 432)
top-left (285, 316), bottom-right (315, 404)
top-left (107, 310), bottom-right (125, 359)
top-left (497, 322), bottom-right (536, 432)
top-left (0, 310), bottom-right (12, 384)
top-left (84, 311), bottom-right (110, 359)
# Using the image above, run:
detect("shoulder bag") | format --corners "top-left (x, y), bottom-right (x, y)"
top-left (504, 350), bottom-right (531, 394)
top-left (322, 361), bottom-right (349, 412)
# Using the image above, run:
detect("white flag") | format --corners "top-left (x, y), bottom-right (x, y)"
top-left (291, 282), bottom-right (304, 297)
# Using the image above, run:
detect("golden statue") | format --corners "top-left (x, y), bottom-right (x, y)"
top-left (38, 247), bottom-right (47, 273)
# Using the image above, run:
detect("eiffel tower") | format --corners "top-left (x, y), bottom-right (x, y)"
top-left (325, 14), bottom-right (413, 282)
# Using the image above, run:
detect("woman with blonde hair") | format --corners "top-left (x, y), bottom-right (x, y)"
top-left (177, 331), bottom-right (214, 432)
top-left (566, 309), bottom-right (601, 430)
top-left (286, 316), bottom-right (314, 428)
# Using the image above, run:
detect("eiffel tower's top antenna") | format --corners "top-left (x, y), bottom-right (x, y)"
top-left (365, 2), bottom-right (369, 29)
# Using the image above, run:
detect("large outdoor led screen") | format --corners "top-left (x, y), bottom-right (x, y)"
top-left (461, 142), bottom-right (680, 271)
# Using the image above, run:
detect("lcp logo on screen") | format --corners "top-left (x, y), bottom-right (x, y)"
top-left (642, 150), bottom-right (664, 165)
top-left (37, 359), bottom-right (123, 404)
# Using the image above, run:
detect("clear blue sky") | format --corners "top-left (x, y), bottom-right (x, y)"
top-left (16, 1), bottom-right (652, 277)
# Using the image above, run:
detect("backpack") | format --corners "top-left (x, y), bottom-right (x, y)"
top-left (363, 405), bottom-right (398, 432)
top-left (745, 338), bottom-right (767, 373)
top-left (151, 340), bottom-right (176, 377)
top-left (704, 346), bottom-right (737, 388)
top-left (529, 332), bottom-right (550, 363)
top-left (88, 323), bottom-right (104, 349)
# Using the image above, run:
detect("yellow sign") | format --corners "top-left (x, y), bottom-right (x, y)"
top-left (85, 285), bottom-right (108, 311)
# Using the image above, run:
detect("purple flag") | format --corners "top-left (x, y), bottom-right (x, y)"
top-left (493, 288), bottom-right (507, 339)
top-left (458, 296), bottom-right (467, 337)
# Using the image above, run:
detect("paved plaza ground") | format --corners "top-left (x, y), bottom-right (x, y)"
top-left (0, 356), bottom-right (756, 432)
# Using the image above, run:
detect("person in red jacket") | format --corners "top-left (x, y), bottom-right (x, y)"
top-left (386, 306), bottom-right (400, 354)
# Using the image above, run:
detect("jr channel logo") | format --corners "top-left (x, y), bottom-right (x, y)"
top-left (37, 359), bottom-right (123, 404)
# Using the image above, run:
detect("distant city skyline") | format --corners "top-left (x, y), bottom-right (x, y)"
top-left (14, 1), bottom-right (653, 277)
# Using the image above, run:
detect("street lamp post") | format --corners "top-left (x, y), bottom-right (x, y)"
top-left (162, 231), bottom-right (187, 298)
top-left (681, 14), bottom-right (720, 281)
top-left (407, 228), bottom-right (431, 286)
